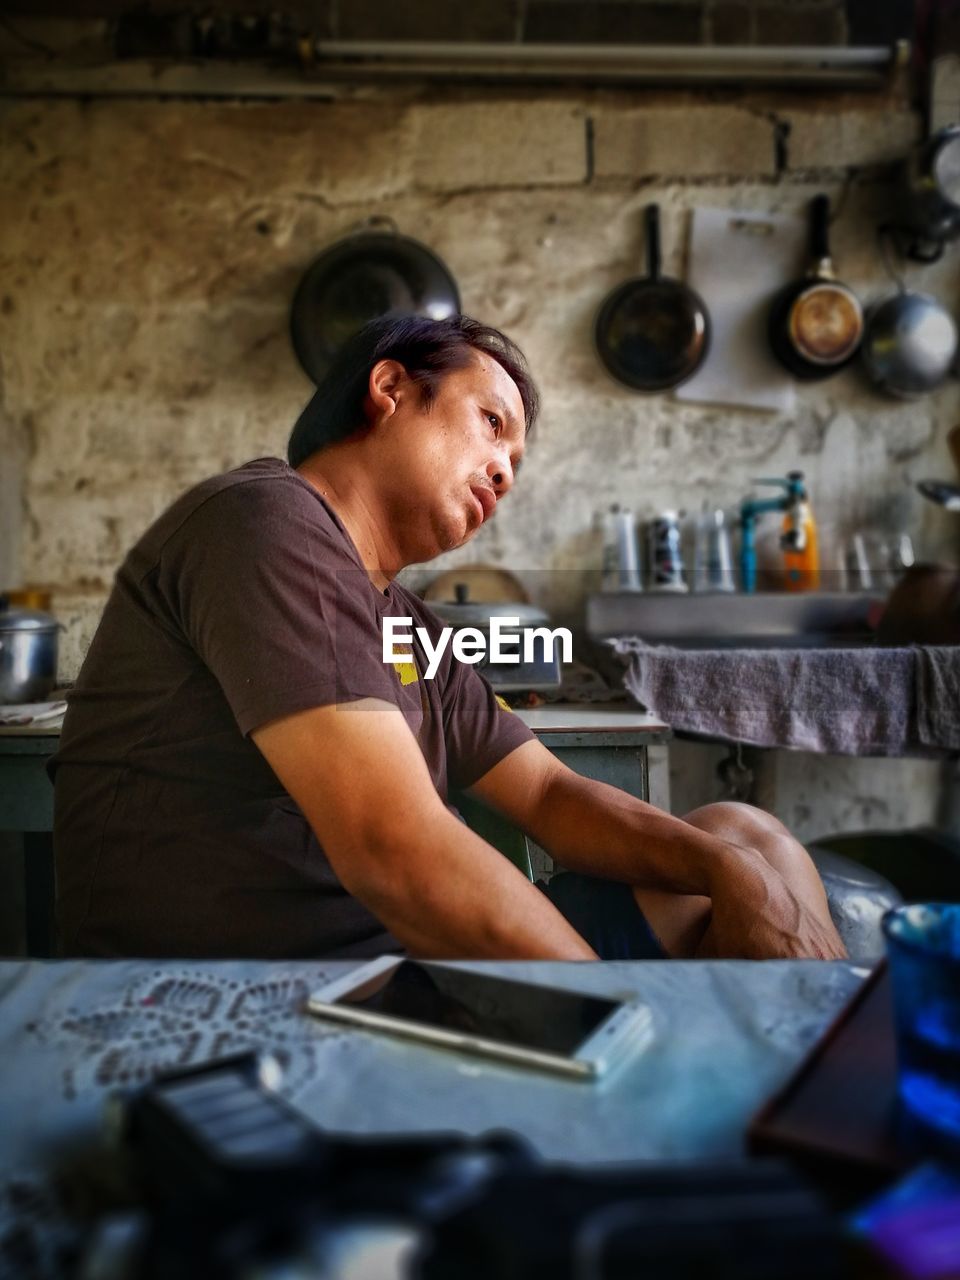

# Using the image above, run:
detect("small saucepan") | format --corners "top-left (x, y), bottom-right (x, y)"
top-left (768, 194), bottom-right (864, 380)
top-left (290, 217), bottom-right (461, 383)
top-left (595, 204), bottom-right (710, 393)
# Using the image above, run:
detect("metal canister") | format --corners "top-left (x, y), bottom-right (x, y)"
top-left (646, 511), bottom-right (688, 592)
top-left (601, 507), bottom-right (642, 592)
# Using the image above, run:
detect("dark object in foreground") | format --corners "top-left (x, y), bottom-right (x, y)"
top-left (750, 963), bottom-right (960, 1186)
top-left (85, 1051), bottom-right (844, 1280)
top-left (877, 564), bottom-right (960, 646)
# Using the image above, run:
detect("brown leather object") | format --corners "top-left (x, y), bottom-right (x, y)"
top-left (877, 563), bottom-right (960, 645)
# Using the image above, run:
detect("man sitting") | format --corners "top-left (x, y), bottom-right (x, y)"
top-left (52, 314), bottom-right (845, 962)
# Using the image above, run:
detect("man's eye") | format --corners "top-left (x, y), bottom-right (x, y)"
top-left (487, 414), bottom-right (502, 434)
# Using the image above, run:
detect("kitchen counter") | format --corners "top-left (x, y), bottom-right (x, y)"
top-left (515, 705), bottom-right (669, 737)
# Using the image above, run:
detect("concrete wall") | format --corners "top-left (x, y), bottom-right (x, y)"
top-left (2, 82), bottom-right (957, 837)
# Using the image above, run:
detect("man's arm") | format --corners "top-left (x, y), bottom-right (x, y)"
top-left (467, 738), bottom-right (843, 959)
top-left (251, 699), bottom-right (597, 960)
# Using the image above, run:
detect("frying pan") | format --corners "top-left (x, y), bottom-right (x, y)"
top-left (768, 195), bottom-right (863, 380)
top-left (290, 217), bottom-right (461, 383)
top-left (595, 204), bottom-right (710, 393)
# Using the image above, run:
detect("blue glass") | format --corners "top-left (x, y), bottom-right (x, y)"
top-left (883, 904), bottom-right (960, 1139)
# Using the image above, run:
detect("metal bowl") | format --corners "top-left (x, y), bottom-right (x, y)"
top-left (861, 292), bottom-right (958, 398)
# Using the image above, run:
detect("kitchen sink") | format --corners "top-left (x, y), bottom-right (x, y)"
top-left (586, 591), bottom-right (886, 649)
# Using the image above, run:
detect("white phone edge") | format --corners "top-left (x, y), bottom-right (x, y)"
top-left (306, 957), bottom-right (654, 1082)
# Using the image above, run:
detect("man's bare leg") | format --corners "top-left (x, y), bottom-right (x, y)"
top-left (631, 801), bottom-right (843, 958)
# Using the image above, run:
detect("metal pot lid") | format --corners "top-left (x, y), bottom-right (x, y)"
top-left (0, 605), bottom-right (59, 632)
top-left (428, 585), bottom-right (549, 629)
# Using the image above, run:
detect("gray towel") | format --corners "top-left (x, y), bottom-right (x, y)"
top-left (613, 640), bottom-right (928, 757)
top-left (915, 645), bottom-right (960, 752)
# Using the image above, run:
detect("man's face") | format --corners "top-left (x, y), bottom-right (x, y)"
top-left (376, 349), bottom-right (527, 563)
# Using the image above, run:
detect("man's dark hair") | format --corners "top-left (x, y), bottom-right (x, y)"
top-left (287, 313), bottom-right (540, 467)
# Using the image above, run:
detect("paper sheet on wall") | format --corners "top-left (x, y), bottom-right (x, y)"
top-left (674, 207), bottom-right (806, 413)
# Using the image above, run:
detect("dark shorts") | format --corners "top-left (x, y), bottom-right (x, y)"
top-left (538, 872), bottom-right (667, 960)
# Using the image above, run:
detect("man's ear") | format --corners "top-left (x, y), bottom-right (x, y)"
top-left (366, 359), bottom-right (407, 422)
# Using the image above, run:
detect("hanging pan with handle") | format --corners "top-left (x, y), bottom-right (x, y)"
top-left (768, 194), bottom-right (864, 380)
top-left (860, 229), bottom-right (959, 399)
top-left (290, 216), bottom-right (461, 383)
top-left (595, 204), bottom-right (711, 393)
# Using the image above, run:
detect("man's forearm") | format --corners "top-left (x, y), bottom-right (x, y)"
top-left (343, 809), bottom-right (598, 961)
top-left (526, 768), bottom-right (755, 897)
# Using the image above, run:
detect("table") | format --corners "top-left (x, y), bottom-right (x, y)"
top-left (0, 730), bottom-right (58, 956)
top-left (0, 957), bottom-right (864, 1276)
top-left (515, 705), bottom-right (671, 799)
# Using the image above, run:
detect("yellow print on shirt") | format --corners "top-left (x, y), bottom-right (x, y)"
top-left (392, 645), bottom-right (419, 686)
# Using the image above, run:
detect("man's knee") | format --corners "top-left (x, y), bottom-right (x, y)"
top-left (683, 800), bottom-right (788, 846)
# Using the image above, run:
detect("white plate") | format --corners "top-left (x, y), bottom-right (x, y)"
top-left (0, 700), bottom-right (67, 726)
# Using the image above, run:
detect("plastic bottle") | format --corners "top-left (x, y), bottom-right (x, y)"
top-left (692, 504), bottom-right (735, 593)
top-left (647, 511), bottom-right (688, 592)
top-left (601, 506), bottom-right (642, 592)
top-left (782, 495), bottom-right (820, 592)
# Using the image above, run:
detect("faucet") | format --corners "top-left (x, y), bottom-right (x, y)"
top-left (739, 472), bottom-right (808, 594)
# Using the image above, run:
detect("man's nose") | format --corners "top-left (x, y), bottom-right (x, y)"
top-left (487, 450), bottom-right (514, 496)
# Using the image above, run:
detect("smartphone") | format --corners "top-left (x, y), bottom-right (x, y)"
top-left (307, 957), bottom-right (653, 1080)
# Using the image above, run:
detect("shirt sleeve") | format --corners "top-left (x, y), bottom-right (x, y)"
top-left (440, 658), bottom-right (535, 790)
top-left (157, 477), bottom-right (402, 735)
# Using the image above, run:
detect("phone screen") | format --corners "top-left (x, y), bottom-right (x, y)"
top-left (335, 961), bottom-right (623, 1056)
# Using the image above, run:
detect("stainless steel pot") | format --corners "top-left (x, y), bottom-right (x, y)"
top-left (861, 290), bottom-right (958, 398)
top-left (426, 585), bottom-right (561, 692)
top-left (0, 605), bottom-right (60, 703)
top-left (893, 125), bottom-right (960, 262)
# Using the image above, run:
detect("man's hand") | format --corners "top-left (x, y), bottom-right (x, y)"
top-left (705, 846), bottom-right (847, 960)
top-left (469, 742), bottom-right (847, 960)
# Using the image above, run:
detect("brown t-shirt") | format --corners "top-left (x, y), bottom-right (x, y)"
top-left (52, 458), bottom-right (533, 959)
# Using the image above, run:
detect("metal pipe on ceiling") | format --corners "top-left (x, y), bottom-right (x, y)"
top-left (308, 39), bottom-right (902, 90)
top-left (0, 38), bottom-right (907, 98)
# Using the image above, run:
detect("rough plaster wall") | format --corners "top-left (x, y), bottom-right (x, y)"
top-left (1, 87), bottom-right (957, 837)
top-left (668, 738), bottom-right (944, 844)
